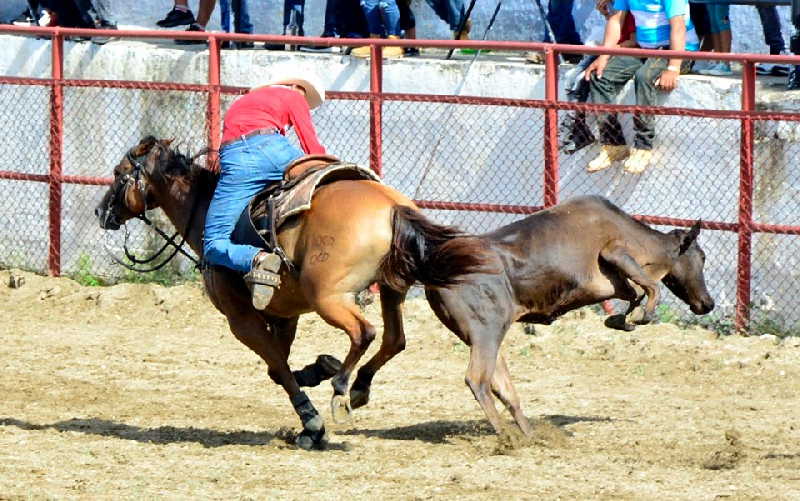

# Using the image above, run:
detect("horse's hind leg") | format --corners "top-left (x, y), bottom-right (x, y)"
top-left (226, 313), bottom-right (328, 450)
top-left (465, 331), bottom-right (508, 436)
top-left (310, 295), bottom-right (377, 421)
top-left (350, 285), bottom-right (408, 409)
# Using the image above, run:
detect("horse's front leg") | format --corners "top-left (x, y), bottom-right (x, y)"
top-left (350, 285), bottom-right (408, 409)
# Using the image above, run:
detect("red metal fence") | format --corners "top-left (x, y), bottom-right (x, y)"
top-left (1, 25), bottom-right (800, 333)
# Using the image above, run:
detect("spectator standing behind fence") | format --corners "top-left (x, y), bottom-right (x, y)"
top-left (560, 0), bottom-right (636, 155)
top-left (423, 0), bottom-right (471, 40)
top-left (584, 0), bottom-right (698, 174)
top-left (38, 0), bottom-right (116, 43)
top-left (219, 0), bottom-right (254, 49)
top-left (693, 3), bottom-right (732, 76)
top-left (350, 0), bottom-right (404, 58)
top-left (156, 0), bottom-right (218, 45)
top-left (755, 5), bottom-right (792, 75)
top-left (526, 0), bottom-right (581, 64)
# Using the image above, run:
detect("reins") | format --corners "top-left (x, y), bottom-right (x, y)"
top-left (102, 147), bottom-right (201, 272)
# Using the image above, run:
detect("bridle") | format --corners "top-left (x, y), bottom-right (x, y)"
top-left (102, 145), bottom-right (201, 272)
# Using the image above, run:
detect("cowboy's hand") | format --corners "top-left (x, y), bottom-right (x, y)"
top-left (657, 68), bottom-right (679, 91)
top-left (585, 55), bottom-right (609, 80)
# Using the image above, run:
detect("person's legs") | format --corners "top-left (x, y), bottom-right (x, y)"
top-left (323, 0), bottom-right (340, 36)
top-left (204, 134), bottom-right (303, 273)
top-left (220, 0), bottom-right (231, 32)
top-left (547, 0), bottom-right (581, 45)
top-left (232, 0), bottom-right (253, 34)
top-left (377, 0), bottom-right (401, 36)
top-left (756, 5), bottom-right (786, 55)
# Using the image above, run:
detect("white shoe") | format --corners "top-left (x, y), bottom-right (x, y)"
top-left (622, 148), bottom-right (652, 174)
top-left (587, 145), bottom-right (630, 172)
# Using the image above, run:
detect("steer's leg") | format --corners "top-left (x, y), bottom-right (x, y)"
top-left (491, 352), bottom-right (533, 436)
top-left (601, 245), bottom-right (660, 325)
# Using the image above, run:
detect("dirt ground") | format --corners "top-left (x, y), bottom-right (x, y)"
top-left (1, 269), bottom-right (799, 500)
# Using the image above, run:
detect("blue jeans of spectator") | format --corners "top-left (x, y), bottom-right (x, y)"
top-left (323, 0), bottom-right (340, 36)
top-left (360, 0), bottom-right (400, 36)
top-left (565, 55), bottom-right (596, 102)
top-left (284, 0), bottom-right (306, 35)
top-left (423, 0), bottom-right (465, 31)
top-left (544, 0), bottom-right (580, 44)
top-left (756, 5), bottom-right (786, 54)
top-left (203, 133), bottom-right (302, 273)
top-left (220, 0), bottom-right (253, 34)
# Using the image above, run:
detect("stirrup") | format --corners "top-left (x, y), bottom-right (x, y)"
top-left (245, 253), bottom-right (282, 310)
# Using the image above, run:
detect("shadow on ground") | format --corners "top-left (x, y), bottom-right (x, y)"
top-left (337, 414), bottom-right (616, 444)
top-left (0, 416), bottom-right (285, 448)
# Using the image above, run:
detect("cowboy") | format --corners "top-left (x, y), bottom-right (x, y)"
top-left (203, 77), bottom-right (326, 310)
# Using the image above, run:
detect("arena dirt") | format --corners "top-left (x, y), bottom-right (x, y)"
top-left (1, 269), bottom-right (799, 499)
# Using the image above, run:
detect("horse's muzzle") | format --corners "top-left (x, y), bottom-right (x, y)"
top-left (691, 298), bottom-right (715, 315)
top-left (95, 206), bottom-right (121, 230)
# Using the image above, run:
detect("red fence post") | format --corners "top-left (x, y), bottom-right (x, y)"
top-left (543, 47), bottom-right (559, 207)
top-left (736, 61), bottom-right (756, 332)
top-left (207, 36), bottom-right (221, 170)
top-left (369, 45), bottom-right (383, 177)
top-left (48, 32), bottom-right (64, 276)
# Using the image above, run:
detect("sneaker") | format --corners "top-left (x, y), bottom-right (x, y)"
top-left (622, 148), bottom-right (652, 174)
top-left (404, 47), bottom-right (420, 57)
top-left (11, 10), bottom-right (37, 26)
top-left (525, 51), bottom-right (544, 64)
top-left (559, 113), bottom-right (596, 154)
top-left (787, 66), bottom-right (800, 90)
top-left (264, 42), bottom-right (286, 51)
top-left (587, 145), bottom-right (630, 172)
top-left (156, 8), bottom-right (195, 28)
top-left (174, 24), bottom-right (207, 45)
top-left (705, 62), bottom-right (733, 76)
top-left (756, 50), bottom-right (791, 76)
top-left (299, 44), bottom-right (333, 53)
top-left (246, 252), bottom-right (282, 310)
top-left (691, 59), bottom-right (713, 74)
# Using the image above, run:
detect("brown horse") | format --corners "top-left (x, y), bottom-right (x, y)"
top-left (94, 136), bottom-right (490, 449)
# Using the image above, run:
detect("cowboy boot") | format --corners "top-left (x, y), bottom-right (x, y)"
top-left (245, 251), bottom-right (282, 310)
top-left (351, 34), bottom-right (380, 58)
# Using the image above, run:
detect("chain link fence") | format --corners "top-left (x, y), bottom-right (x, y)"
top-left (2, 40), bottom-right (800, 334)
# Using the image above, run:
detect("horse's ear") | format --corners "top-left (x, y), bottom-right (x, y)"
top-left (678, 221), bottom-right (702, 255)
top-left (132, 136), bottom-right (158, 156)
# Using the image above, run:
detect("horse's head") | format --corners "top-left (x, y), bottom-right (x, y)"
top-left (95, 136), bottom-right (173, 230)
top-left (663, 222), bottom-right (715, 315)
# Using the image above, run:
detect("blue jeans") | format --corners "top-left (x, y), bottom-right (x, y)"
top-left (203, 133), bottom-right (302, 273)
top-left (284, 0), bottom-right (306, 35)
top-left (360, 0), bottom-right (400, 36)
top-left (757, 5), bottom-right (786, 54)
top-left (220, 0), bottom-right (253, 34)
top-left (423, 0), bottom-right (465, 31)
top-left (544, 0), bottom-right (581, 45)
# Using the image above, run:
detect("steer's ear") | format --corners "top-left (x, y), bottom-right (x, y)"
top-left (678, 221), bottom-right (702, 255)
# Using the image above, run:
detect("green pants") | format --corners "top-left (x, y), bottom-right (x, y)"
top-left (589, 56), bottom-right (669, 151)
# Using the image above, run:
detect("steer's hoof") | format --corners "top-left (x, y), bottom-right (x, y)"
top-left (349, 387), bottom-right (370, 409)
top-left (330, 394), bottom-right (352, 423)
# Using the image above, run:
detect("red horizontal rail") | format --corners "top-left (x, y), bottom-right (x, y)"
top-left (0, 171), bottom-right (111, 185)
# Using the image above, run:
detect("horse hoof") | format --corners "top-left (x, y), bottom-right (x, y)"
top-left (605, 314), bottom-right (636, 332)
top-left (330, 394), bottom-right (352, 423)
top-left (350, 387), bottom-right (370, 409)
top-left (316, 354), bottom-right (342, 379)
top-left (295, 427), bottom-right (328, 451)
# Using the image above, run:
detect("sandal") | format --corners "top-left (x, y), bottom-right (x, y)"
top-left (244, 252), bottom-right (282, 310)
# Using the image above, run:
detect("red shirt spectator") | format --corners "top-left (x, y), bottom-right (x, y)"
top-left (222, 86), bottom-right (325, 154)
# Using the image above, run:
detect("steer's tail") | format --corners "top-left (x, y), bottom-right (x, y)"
top-left (379, 206), bottom-right (493, 291)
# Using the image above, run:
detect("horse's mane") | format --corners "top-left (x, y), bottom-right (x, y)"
top-left (156, 142), bottom-right (219, 197)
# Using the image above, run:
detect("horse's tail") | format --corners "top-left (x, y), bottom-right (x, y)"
top-left (379, 206), bottom-right (493, 291)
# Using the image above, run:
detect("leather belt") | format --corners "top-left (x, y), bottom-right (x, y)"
top-left (220, 127), bottom-right (279, 149)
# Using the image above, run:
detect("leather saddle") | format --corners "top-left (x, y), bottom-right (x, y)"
top-left (231, 154), bottom-right (381, 260)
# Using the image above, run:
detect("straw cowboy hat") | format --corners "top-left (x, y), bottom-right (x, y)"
top-left (251, 76), bottom-right (325, 109)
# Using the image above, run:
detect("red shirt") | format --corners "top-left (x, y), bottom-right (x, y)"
top-left (221, 86), bottom-right (326, 154)
top-left (620, 13), bottom-right (636, 44)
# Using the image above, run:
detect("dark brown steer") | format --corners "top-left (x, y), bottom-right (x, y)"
top-left (424, 195), bottom-right (715, 438)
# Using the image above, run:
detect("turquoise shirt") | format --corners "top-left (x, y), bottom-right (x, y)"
top-left (613, 0), bottom-right (699, 50)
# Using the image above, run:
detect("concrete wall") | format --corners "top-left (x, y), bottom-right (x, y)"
top-left (1, 0), bottom-right (797, 55)
top-left (0, 33), bottom-right (799, 328)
